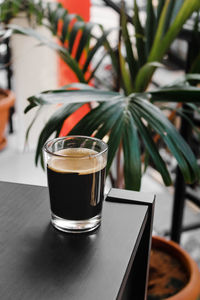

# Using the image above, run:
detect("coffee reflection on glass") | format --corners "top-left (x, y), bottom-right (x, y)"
top-left (43, 136), bottom-right (108, 233)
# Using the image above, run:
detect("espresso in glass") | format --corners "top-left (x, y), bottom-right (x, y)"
top-left (43, 136), bottom-right (108, 233)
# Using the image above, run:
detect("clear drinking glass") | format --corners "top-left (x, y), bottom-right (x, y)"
top-left (43, 136), bottom-right (108, 233)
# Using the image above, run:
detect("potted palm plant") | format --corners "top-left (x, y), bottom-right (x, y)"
top-left (0, 0), bottom-right (45, 150)
top-left (0, 89), bottom-right (15, 150)
top-left (5, 0), bottom-right (200, 298)
top-left (0, 0), bottom-right (43, 25)
top-left (8, 0), bottom-right (200, 189)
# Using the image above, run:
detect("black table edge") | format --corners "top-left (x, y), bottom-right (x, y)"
top-left (106, 188), bottom-right (155, 300)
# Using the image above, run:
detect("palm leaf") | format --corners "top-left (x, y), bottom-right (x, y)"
top-left (102, 35), bottom-right (119, 76)
top-left (71, 100), bottom-right (125, 174)
top-left (186, 103), bottom-right (200, 115)
top-left (25, 107), bottom-right (42, 143)
top-left (58, 49), bottom-right (86, 82)
top-left (156, 0), bottom-right (165, 26)
top-left (52, 6), bottom-right (67, 35)
top-left (149, 0), bottom-right (200, 62)
top-left (170, 0), bottom-right (184, 24)
top-left (148, 0), bottom-right (170, 60)
top-left (122, 110), bottom-right (141, 190)
top-left (70, 99), bottom-right (123, 137)
top-left (162, 0), bottom-right (175, 34)
top-left (35, 103), bottom-right (82, 166)
top-left (145, 0), bottom-right (156, 56)
top-left (144, 149), bottom-right (150, 174)
top-left (68, 21), bottom-right (84, 54)
top-left (24, 82), bottom-right (200, 186)
top-left (9, 24), bottom-right (86, 83)
top-left (61, 13), bottom-right (77, 44)
top-left (85, 52), bottom-right (108, 83)
top-left (46, 2), bottom-right (61, 30)
top-left (135, 62), bottom-right (163, 92)
top-left (133, 0), bottom-right (146, 67)
top-left (26, 88), bottom-right (120, 111)
top-left (82, 28), bottom-right (114, 74)
top-left (121, 8), bottom-right (138, 83)
top-left (149, 85), bottom-right (200, 102)
top-left (75, 22), bottom-right (95, 62)
top-left (118, 44), bottom-right (133, 95)
top-left (190, 53), bottom-right (200, 73)
top-left (134, 0), bottom-right (200, 92)
top-left (133, 97), bottom-right (200, 182)
top-left (130, 105), bottom-right (172, 185)
top-left (8, 5), bottom-right (109, 84)
top-left (94, 104), bottom-right (123, 140)
top-left (106, 111), bottom-right (125, 173)
top-left (181, 73), bottom-right (200, 84)
top-left (175, 107), bottom-right (200, 140)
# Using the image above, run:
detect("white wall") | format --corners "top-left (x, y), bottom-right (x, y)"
top-left (11, 16), bottom-right (58, 151)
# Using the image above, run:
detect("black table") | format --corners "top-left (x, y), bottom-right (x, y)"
top-left (0, 181), bottom-right (155, 300)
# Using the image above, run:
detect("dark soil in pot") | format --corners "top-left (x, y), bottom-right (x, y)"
top-left (147, 247), bottom-right (189, 300)
top-left (0, 90), bottom-right (7, 100)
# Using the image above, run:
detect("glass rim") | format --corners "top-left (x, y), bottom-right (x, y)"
top-left (43, 135), bottom-right (108, 159)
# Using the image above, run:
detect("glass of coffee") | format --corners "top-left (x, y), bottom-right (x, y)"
top-left (43, 136), bottom-right (108, 233)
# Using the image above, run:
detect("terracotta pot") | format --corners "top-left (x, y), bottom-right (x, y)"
top-left (0, 89), bottom-right (15, 150)
top-left (149, 236), bottom-right (200, 300)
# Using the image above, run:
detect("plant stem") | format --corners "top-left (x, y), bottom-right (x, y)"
top-left (102, 0), bottom-right (132, 23)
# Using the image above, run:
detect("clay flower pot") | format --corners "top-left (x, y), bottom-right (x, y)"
top-left (0, 89), bottom-right (15, 150)
top-left (148, 236), bottom-right (200, 300)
